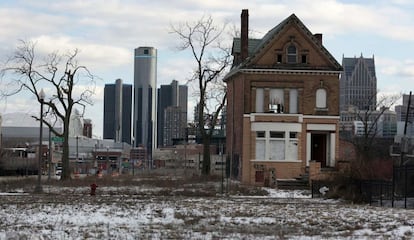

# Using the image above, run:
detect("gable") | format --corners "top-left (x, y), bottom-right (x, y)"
top-left (244, 14), bottom-right (342, 71)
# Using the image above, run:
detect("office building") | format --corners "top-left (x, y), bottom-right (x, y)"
top-left (157, 80), bottom-right (188, 147)
top-left (83, 119), bottom-right (92, 138)
top-left (133, 47), bottom-right (157, 164)
top-left (395, 94), bottom-right (414, 137)
top-left (340, 55), bottom-right (377, 111)
top-left (103, 79), bottom-right (132, 144)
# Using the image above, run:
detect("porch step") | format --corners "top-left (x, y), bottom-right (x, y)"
top-left (277, 178), bottom-right (309, 190)
top-left (296, 172), bottom-right (309, 182)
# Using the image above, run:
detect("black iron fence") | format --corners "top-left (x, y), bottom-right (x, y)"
top-left (360, 180), bottom-right (394, 207)
top-left (311, 165), bottom-right (414, 208)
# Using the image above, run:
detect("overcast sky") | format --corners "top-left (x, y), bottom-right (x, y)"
top-left (1, 0), bottom-right (414, 138)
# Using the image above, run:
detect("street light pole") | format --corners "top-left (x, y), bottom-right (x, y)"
top-left (35, 88), bottom-right (45, 193)
top-left (220, 141), bottom-right (224, 194)
top-left (76, 135), bottom-right (79, 175)
top-left (48, 129), bottom-right (51, 181)
top-left (106, 146), bottom-right (109, 175)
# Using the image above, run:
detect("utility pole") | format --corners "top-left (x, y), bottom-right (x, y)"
top-left (76, 135), bottom-right (79, 175)
top-left (35, 89), bottom-right (45, 193)
top-left (48, 129), bottom-right (51, 180)
top-left (400, 91), bottom-right (412, 166)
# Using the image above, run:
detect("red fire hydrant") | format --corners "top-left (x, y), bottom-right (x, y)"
top-left (90, 183), bottom-right (98, 196)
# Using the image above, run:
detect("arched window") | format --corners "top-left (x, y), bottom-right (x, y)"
top-left (316, 88), bottom-right (327, 108)
top-left (287, 45), bottom-right (297, 63)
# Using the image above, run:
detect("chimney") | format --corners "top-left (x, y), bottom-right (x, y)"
top-left (241, 9), bottom-right (249, 61)
top-left (314, 33), bottom-right (322, 44)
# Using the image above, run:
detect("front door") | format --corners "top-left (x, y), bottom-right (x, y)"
top-left (311, 134), bottom-right (327, 168)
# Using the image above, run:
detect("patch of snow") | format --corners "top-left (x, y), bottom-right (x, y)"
top-left (1, 185), bottom-right (413, 239)
top-left (263, 188), bottom-right (311, 198)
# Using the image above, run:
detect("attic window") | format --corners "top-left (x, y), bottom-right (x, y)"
top-left (277, 54), bottom-right (282, 63)
top-left (301, 54), bottom-right (307, 64)
top-left (287, 45), bottom-right (297, 64)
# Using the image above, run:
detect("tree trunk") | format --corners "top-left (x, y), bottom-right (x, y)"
top-left (201, 137), bottom-right (211, 175)
top-left (60, 116), bottom-right (71, 180)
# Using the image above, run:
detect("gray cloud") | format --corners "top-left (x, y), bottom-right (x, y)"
top-left (2, 0), bottom-right (414, 137)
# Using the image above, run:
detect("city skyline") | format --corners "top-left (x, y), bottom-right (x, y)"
top-left (1, 1), bottom-right (414, 138)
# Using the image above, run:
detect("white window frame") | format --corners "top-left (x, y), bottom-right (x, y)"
top-left (253, 129), bottom-right (299, 162)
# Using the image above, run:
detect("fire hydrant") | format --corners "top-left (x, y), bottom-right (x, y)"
top-left (90, 183), bottom-right (98, 196)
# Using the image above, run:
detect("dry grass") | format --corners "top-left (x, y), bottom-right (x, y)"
top-left (1, 175), bottom-right (413, 239)
top-left (0, 173), bottom-right (268, 198)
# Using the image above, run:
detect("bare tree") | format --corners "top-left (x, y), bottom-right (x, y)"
top-left (170, 15), bottom-right (232, 175)
top-left (0, 40), bottom-right (95, 180)
top-left (348, 92), bottom-right (401, 178)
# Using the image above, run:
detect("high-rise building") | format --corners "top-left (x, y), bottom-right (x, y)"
top-left (157, 80), bottom-right (188, 147)
top-left (83, 119), bottom-right (92, 138)
top-left (103, 79), bottom-right (132, 144)
top-left (340, 55), bottom-right (377, 111)
top-left (133, 47), bottom-right (157, 163)
top-left (395, 94), bottom-right (414, 137)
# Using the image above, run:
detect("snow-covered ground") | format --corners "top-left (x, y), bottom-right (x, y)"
top-left (0, 181), bottom-right (413, 239)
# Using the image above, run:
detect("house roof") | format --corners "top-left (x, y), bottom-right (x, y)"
top-left (225, 13), bottom-right (342, 80)
top-left (231, 38), bottom-right (262, 56)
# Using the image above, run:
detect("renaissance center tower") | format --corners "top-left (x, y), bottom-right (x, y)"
top-left (133, 47), bottom-right (157, 166)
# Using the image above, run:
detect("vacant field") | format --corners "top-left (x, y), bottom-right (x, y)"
top-left (0, 175), bottom-right (413, 239)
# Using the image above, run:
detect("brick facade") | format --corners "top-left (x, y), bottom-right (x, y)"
top-left (225, 11), bottom-right (342, 186)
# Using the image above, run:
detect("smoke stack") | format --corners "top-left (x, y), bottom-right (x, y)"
top-left (241, 9), bottom-right (249, 61)
top-left (314, 33), bottom-right (322, 44)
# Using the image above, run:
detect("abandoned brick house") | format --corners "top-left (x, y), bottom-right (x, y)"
top-left (224, 10), bottom-right (343, 186)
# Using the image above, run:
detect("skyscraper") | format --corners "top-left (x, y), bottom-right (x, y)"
top-left (83, 119), bottom-right (92, 138)
top-left (340, 55), bottom-right (377, 111)
top-left (103, 79), bottom-right (132, 144)
top-left (133, 47), bottom-right (157, 161)
top-left (395, 94), bottom-right (414, 137)
top-left (157, 80), bottom-right (188, 147)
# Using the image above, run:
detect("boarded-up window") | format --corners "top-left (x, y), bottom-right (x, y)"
top-left (269, 131), bottom-right (285, 160)
top-left (269, 140), bottom-right (285, 160)
top-left (316, 88), bottom-right (327, 108)
top-left (289, 89), bottom-right (298, 113)
top-left (286, 131), bottom-right (298, 160)
top-left (254, 129), bottom-right (299, 161)
top-left (256, 88), bottom-right (264, 113)
top-left (255, 131), bottom-right (265, 160)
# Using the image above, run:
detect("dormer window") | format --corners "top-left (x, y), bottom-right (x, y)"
top-left (287, 45), bottom-right (297, 63)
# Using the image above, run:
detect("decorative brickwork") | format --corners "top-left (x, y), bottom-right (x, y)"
top-left (225, 11), bottom-right (342, 186)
